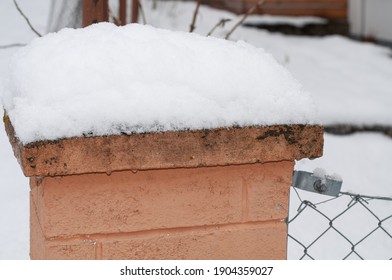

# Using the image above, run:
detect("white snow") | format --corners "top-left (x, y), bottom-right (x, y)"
top-left (0, 121), bottom-right (29, 260)
top-left (312, 167), bottom-right (342, 182)
top-left (143, 0), bottom-right (392, 127)
top-left (0, 0), bottom-right (51, 260)
top-left (312, 167), bottom-right (327, 179)
top-left (291, 135), bottom-right (392, 260)
top-left (245, 14), bottom-right (327, 27)
top-left (330, 173), bottom-right (343, 182)
top-left (3, 23), bottom-right (317, 144)
top-left (296, 133), bottom-right (392, 197)
top-left (243, 32), bottom-right (392, 126)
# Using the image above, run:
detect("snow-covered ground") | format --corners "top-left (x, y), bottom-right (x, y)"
top-left (290, 133), bottom-right (392, 259)
top-left (244, 14), bottom-right (327, 28)
top-left (0, 0), bottom-right (51, 260)
top-left (0, 0), bottom-right (391, 259)
top-left (141, 0), bottom-right (392, 127)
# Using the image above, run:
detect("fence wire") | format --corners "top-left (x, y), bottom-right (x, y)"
top-left (287, 187), bottom-right (392, 260)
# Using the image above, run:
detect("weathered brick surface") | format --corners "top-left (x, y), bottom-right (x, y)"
top-left (246, 161), bottom-right (294, 221)
top-left (101, 222), bottom-right (287, 260)
top-left (32, 162), bottom-right (292, 239)
top-left (29, 160), bottom-right (294, 259)
top-left (45, 242), bottom-right (96, 260)
top-left (4, 116), bottom-right (323, 177)
top-left (30, 178), bottom-right (45, 229)
top-left (35, 165), bottom-right (244, 238)
top-left (30, 195), bottom-right (45, 260)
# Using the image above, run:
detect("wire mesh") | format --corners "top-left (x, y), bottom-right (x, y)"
top-left (287, 187), bottom-right (392, 260)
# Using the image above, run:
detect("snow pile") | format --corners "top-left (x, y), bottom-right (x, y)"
top-left (312, 167), bottom-right (342, 182)
top-left (313, 167), bottom-right (327, 179)
top-left (245, 15), bottom-right (327, 27)
top-left (2, 23), bottom-right (317, 144)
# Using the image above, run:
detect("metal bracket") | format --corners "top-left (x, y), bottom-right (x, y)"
top-left (292, 170), bottom-right (343, 197)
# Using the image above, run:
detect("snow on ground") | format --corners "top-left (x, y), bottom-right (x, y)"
top-left (0, 0), bottom-right (50, 79)
top-left (290, 133), bottom-right (392, 259)
top-left (142, 0), bottom-right (392, 127)
top-left (3, 23), bottom-right (316, 144)
top-left (296, 133), bottom-right (392, 197)
top-left (238, 31), bottom-right (392, 127)
top-left (0, 121), bottom-right (29, 260)
top-left (0, 0), bottom-right (51, 260)
top-left (288, 182), bottom-right (392, 260)
top-left (244, 14), bottom-right (327, 27)
top-left (0, 0), bottom-right (391, 259)
top-left (140, 0), bottom-right (392, 193)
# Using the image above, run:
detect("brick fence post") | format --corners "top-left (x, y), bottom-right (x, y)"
top-left (4, 118), bottom-right (323, 260)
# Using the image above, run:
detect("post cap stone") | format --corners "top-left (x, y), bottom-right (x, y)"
top-left (4, 115), bottom-right (323, 177)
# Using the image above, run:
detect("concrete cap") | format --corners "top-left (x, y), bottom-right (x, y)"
top-left (4, 115), bottom-right (323, 177)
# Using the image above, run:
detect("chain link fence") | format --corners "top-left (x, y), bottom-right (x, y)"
top-left (287, 186), bottom-right (392, 260)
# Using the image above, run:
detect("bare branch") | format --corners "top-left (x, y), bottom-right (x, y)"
top-left (13, 0), bottom-right (42, 37)
top-left (225, 0), bottom-right (265, 40)
top-left (0, 43), bottom-right (26, 49)
top-left (189, 0), bottom-right (201, 33)
top-left (207, 18), bottom-right (232, 37)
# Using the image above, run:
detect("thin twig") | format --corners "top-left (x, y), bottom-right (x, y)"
top-left (0, 43), bottom-right (26, 49)
top-left (13, 0), bottom-right (42, 37)
top-left (138, 1), bottom-right (147, 24)
top-left (225, 0), bottom-right (265, 40)
top-left (207, 18), bottom-right (231, 36)
top-left (189, 0), bottom-right (201, 33)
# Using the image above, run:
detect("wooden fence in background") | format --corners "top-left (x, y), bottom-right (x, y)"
top-left (81, 0), bottom-right (348, 28)
top-left (82, 0), bottom-right (139, 27)
top-left (201, 0), bottom-right (348, 20)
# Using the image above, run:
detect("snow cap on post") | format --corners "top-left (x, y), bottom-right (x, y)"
top-left (3, 23), bottom-right (318, 144)
top-left (2, 23), bottom-right (323, 177)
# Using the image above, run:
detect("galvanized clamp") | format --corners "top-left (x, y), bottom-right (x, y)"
top-left (292, 170), bottom-right (343, 197)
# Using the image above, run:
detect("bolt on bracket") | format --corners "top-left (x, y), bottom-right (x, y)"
top-left (292, 170), bottom-right (343, 197)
